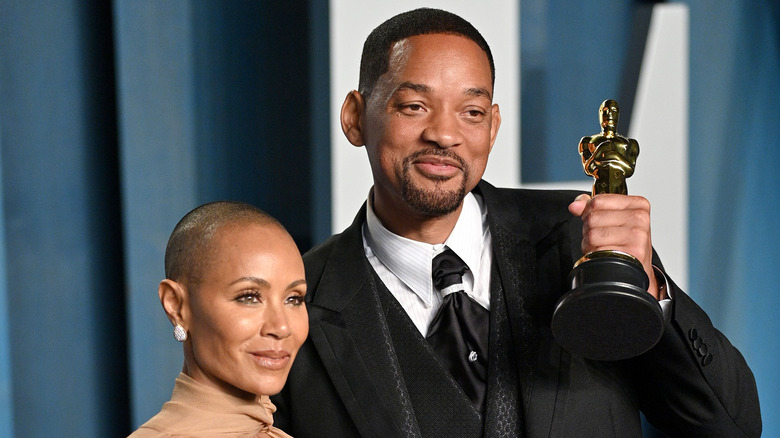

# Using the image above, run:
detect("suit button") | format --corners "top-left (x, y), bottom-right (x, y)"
top-left (698, 344), bottom-right (709, 356)
top-left (702, 354), bottom-right (713, 366)
top-left (688, 328), bottom-right (698, 341)
top-left (692, 337), bottom-right (703, 349)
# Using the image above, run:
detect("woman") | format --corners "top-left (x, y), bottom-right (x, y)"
top-left (129, 201), bottom-right (308, 437)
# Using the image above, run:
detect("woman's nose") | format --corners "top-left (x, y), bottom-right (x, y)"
top-left (261, 303), bottom-right (291, 339)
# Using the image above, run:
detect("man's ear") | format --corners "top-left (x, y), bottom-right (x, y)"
top-left (341, 90), bottom-right (366, 146)
top-left (159, 279), bottom-right (188, 327)
top-left (488, 103), bottom-right (502, 153)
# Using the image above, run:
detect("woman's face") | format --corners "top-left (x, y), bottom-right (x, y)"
top-left (182, 222), bottom-right (308, 399)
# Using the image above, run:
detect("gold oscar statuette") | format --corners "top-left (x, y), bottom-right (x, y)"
top-left (551, 99), bottom-right (664, 361)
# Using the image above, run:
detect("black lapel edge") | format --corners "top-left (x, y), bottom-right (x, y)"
top-left (308, 307), bottom-right (406, 437)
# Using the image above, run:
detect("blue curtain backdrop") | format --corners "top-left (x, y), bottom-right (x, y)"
top-left (0, 1), bottom-right (329, 436)
top-left (0, 0), bottom-right (776, 436)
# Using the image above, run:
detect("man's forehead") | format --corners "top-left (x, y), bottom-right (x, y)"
top-left (390, 81), bottom-right (492, 102)
top-left (380, 34), bottom-right (492, 91)
top-left (389, 33), bottom-right (486, 60)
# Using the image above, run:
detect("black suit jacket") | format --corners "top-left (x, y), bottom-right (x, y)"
top-left (273, 181), bottom-right (761, 437)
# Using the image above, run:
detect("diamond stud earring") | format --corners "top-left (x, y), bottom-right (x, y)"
top-left (173, 323), bottom-right (187, 342)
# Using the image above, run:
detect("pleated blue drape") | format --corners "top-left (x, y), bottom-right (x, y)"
top-left (0, 1), bottom-right (328, 436)
top-left (1, 2), bottom-right (126, 436)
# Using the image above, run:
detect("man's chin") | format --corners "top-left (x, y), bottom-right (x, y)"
top-left (403, 186), bottom-right (465, 217)
top-left (412, 173), bottom-right (464, 191)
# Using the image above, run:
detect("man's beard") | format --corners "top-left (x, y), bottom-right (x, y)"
top-left (401, 149), bottom-right (469, 217)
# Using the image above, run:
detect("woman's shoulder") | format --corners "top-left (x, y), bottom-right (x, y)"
top-left (127, 425), bottom-right (171, 438)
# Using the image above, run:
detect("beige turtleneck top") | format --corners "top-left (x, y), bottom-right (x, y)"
top-left (128, 373), bottom-right (292, 438)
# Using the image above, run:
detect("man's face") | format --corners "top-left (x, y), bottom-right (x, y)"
top-left (360, 33), bottom-right (500, 220)
top-left (183, 222), bottom-right (308, 399)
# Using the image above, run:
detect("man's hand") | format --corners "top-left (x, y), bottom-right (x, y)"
top-left (568, 193), bottom-right (662, 300)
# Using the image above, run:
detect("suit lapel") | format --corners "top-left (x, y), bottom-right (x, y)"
top-left (483, 256), bottom-right (523, 436)
top-left (479, 181), bottom-right (563, 437)
top-left (489, 221), bottom-right (538, 393)
top-left (306, 208), bottom-right (420, 438)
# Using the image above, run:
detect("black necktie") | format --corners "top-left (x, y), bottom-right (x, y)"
top-left (426, 248), bottom-right (489, 415)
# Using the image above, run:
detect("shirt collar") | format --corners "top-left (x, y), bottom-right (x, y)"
top-left (364, 190), bottom-right (486, 307)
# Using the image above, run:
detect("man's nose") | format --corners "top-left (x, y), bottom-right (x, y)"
top-left (421, 112), bottom-right (463, 148)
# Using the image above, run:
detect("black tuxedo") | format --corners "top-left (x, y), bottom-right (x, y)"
top-left (273, 181), bottom-right (760, 437)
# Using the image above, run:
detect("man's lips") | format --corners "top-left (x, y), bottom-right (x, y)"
top-left (412, 156), bottom-right (462, 177)
top-left (250, 350), bottom-right (291, 370)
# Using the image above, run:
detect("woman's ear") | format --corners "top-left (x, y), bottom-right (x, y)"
top-left (341, 90), bottom-right (366, 147)
top-left (159, 279), bottom-right (188, 327)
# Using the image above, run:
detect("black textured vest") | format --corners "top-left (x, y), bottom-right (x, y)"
top-left (371, 259), bottom-right (524, 437)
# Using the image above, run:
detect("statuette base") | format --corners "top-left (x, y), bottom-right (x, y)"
top-left (552, 252), bottom-right (664, 361)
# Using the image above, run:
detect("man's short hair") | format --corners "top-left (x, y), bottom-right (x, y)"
top-left (164, 201), bottom-right (286, 288)
top-left (359, 8), bottom-right (495, 97)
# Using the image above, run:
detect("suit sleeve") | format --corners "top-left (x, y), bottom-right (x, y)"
top-left (629, 272), bottom-right (762, 437)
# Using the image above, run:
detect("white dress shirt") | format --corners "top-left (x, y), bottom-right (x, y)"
top-left (363, 191), bottom-right (492, 336)
top-left (362, 189), bottom-right (672, 335)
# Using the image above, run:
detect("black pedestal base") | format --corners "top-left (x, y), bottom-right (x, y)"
top-left (551, 253), bottom-right (664, 361)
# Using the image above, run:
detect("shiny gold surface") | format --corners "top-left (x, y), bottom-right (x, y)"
top-left (572, 249), bottom-right (640, 268)
top-left (575, 100), bottom-right (642, 267)
top-left (578, 99), bottom-right (639, 195)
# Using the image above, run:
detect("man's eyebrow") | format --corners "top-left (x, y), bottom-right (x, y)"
top-left (394, 81), bottom-right (431, 94)
top-left (466, 87), bottom-right (492, 101)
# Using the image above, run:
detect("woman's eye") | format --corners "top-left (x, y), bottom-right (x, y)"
top-left (236, 292), bottom-right (261, 304)
top-left (286, 295), bottom-right (305, 306)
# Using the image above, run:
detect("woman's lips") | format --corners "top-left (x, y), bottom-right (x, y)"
top-left (250, 350), bottom-right (291, 370)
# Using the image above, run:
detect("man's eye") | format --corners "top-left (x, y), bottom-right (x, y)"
top-left (396, 103), bottom-right (424, 113)
top-left (463, 109), bottom-right (486, 121)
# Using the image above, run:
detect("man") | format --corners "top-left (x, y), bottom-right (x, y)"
top-left (272, 8), bottom-right (760, 437)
